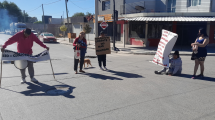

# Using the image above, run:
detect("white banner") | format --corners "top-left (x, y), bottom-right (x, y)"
top-left (151, 29), bottom-right (178, 67)
top-left (1, 50), bottom-right (50, 62)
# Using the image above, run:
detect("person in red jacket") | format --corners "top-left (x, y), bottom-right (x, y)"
top-left (73, 31), bottom-right (87, 74)
top-left (1, 28), bottom-right (49, 83)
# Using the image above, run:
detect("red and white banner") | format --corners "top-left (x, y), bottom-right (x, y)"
top-left (151, 29), bottom-right (178, 67)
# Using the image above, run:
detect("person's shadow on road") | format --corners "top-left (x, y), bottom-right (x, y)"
top-left (106, 70), bottom-right (144, 78)
top-left (20, 81), bottom-right (75, 98)
top-left (176, 74), bottom-right (215, 82)
top-left (83, 73), bottom-right (123, 80)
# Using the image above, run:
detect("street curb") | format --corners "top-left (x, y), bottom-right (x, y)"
top-left (59, 42), bottom-right (215, 56)
top-left (133, 53), bottom-right (215, 56)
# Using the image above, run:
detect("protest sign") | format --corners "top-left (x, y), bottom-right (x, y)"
top-left (151, 29), bottom-right (178, 67)
top-left (95, 37), bottom-right (111, 55)
top-left (1, 50), bottom-right (50, 62)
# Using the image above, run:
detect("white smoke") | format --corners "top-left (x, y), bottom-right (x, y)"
top-left (0, 9), bottom-right (18, 31)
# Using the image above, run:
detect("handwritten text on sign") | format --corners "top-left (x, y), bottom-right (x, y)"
top-left (151, 29), bottom-right (178, 67)
top-left (95, 37), bottom-right (111, 55)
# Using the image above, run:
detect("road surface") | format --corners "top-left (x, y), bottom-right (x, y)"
top-left (0, 33), bottom-right (215, 120)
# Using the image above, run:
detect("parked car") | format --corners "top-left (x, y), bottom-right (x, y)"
top-left (32, 30), bottom-right (38, 36)
top-left (38, 32), bottom-right (57, 43)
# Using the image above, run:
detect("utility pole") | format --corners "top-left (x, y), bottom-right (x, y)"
top-left (42, 4), bottom-right (45, 32)
top-left (23, 10), bottom-right (25, 23)
top-left (95, 0), bottom-right (98, 37)
top-left (65, 0), bottom-right (71, 42)
top-left (113, 0), bottom-right (116, 50)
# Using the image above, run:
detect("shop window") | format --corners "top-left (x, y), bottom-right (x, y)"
top-left (148, 22), bottom-right (172, 39)
top-left (188, 0), bottom-right (201, 6)
top-left (102, 0), bottom-right (110, 11)
top-left (129, 22), bottom-right (145, 38)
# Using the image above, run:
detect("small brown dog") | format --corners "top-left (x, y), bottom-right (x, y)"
top-left (79, 59), bottom-right (92, 68)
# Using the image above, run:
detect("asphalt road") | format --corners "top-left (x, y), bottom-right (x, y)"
top-left (0, 33), bottom-right (215, 120)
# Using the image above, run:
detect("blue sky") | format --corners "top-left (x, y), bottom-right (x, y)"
top-left (1, 0), bottom-right (95, 21)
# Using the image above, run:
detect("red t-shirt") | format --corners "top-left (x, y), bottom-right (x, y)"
top-left (3, 30), bottom-right (47, 54)
top-left (73, 37), bottom-right (87, 49)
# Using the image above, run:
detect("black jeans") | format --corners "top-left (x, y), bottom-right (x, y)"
top-left (74, 56), bottom-right (85, 71)
top-left (97, 54), bottom-right (106, 67)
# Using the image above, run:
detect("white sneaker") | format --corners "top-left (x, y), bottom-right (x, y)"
top-left (158, 68), bottom-right (167, 74)
top-left (21, 79), bottom-right (26, 84)
top-left (100, 67), bottom-right (104, 70)
top-left (104, 67), bottom-right (108, 70)
top-left (31, 77), bottom-right (39, 83)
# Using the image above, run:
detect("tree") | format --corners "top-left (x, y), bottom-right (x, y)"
top-left (83, 24), bottom-right (92, 45)
top-left (34, 21), bottom-right (43, 24)
top-left (60, 25), bottom-right (67, 40)
top-left (86, 12), bottom-right (93, 16)
top-left (23, 12), bottom-right (29, 23)
top-left (72, 12), bottom-right (85, 17)
top-left (0, 2), bottom-right (3, 8)
top-left (1, 1), bottom-right (23, 22)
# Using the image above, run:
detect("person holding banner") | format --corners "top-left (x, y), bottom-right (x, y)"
top-left (1, 28), bottom-right (49, 83)
top-left (97, 31), bottom-right (107, 70)
top-left (73, 31), bottom-right (87, 74)
top-left (155, 51), bottom-right (182, 76)
top-left (191, 28), bottom-right (209, 79)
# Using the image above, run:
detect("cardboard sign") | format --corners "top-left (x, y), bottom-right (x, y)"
top-left (95, 37), bottom-right (111, 55)
top-left (151, 29), bottom-right (178, 67)
top-left (68, 33), bottom-right (76, 38)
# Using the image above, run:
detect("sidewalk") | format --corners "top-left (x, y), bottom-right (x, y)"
top-left (57, 38), bottom-right (215, 56)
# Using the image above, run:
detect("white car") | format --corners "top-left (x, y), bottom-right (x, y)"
top-left (32, 30), bottom-right (38, 36)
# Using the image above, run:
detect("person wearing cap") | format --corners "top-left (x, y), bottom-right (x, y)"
top-left (155, 51), bottom-right (182, 76)
top-left (1, 28), bottom-right (49, 83)
top-left (98, 31), bottom-right (107, 70)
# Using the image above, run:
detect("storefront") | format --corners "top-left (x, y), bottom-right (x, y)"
top-left (94, 14), bottom-right (125, 42)
top-left (125, 17), bottom-right (215, 47)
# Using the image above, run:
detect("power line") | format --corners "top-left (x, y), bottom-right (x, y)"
top-left (27, 5), bottom-right (42, 13)
top-left (69, 1), bottom-right (94, 11)
top-left (44, 0), bottom-right (62, 5)
top-left (70, 0), bottom-right (89, 2)
top-left (26, 0), bottom-right (62, 13)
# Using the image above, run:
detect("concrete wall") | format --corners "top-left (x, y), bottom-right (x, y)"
top-left (49, 18), bottom-right (62, 24)
top-left (155, 0), bottom-right (167, 12)
top-left (126, 0), bottom-right (156, 13)
top-left (72, 23), bottom-right (95, 41)
top-left (98, 0), bottom-right (214, 15)
top-left (25, 23), bottom-right (62, 37)
top-left (175, 0), bottom-right (211, 12)
top-left (212, 0), bottom-right (215, 12)
top-left (98, 0), bottom-right (124, 15)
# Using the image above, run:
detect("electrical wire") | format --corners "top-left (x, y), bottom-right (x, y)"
top-left (44, 0), bottom-right (62, 5)
top-left (69, 1), bottom-right (94, 11)
top-left (70, 0), bottom-right (89, 2)
top-left (27, 5), bottom-right (42, 13)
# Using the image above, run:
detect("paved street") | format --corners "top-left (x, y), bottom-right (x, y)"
top-left (0, 33), bottom-right (215, 120)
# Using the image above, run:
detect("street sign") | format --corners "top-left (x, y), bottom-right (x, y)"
top-left (100, 22), bottom-right (108, 30)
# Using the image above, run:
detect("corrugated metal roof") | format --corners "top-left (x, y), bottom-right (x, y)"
top-left (125, 17), bottom-right (215, 21)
